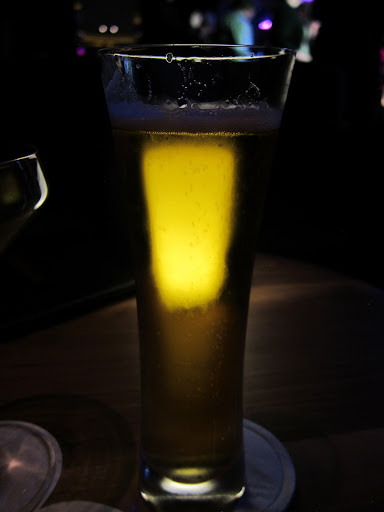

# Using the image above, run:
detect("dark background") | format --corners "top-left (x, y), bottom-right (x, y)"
top-left (0, 0), bottom-right (383, 338)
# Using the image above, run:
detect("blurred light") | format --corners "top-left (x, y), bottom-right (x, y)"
top-left (190, 10), bottom-right (204, 29)
top-left (258, 19), bottom-right (272, 30)
top-left (98, 24), bottom-right (108, 33)
top-left (76, 46), bottom-right (86, 56)
top-left (133, 13), bottom-right (142, 25)
top-left (110, 25), bottom-right (119, 33)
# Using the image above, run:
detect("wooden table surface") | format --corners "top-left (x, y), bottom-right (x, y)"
top-left (1, 253), bottom-right (383, 512)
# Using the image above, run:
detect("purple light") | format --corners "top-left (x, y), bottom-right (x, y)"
top-left (76, 46), bottom-right (86, 57)
top-left (258, 19), bottom-right (272, 31)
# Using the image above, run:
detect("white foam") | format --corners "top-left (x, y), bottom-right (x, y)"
top-left (107, 100), bottom-right (282, 133)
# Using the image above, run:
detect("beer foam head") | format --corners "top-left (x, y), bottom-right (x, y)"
top-left (107, 100), bottom-right (282, 133)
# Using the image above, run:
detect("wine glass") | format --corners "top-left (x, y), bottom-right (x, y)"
top-left (0, 143), bottom-right (62, 511)
top-left (0, 143), bottom-right (48, 254)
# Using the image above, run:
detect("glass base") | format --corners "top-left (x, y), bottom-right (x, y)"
top-left (140, 420), bottom-right (295, 512)
top-left (140, 450), bottom-right (244, 511)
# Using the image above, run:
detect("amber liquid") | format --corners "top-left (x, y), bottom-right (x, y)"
top-left (112, 128), bottom-right (278, 504)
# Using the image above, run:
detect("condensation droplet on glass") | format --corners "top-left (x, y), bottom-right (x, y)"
top-left (166, 53), bottom-right (173, 63)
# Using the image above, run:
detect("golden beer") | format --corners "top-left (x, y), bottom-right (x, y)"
top-left (112, 122), bottom-right (278, 502)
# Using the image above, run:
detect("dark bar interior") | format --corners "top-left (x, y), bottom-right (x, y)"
top-left (0, 0), bottom-right (383, 331)
top-left (1, 3), bottom-right (384, 512)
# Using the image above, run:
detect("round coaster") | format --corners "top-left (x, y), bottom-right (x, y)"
top-left (235, 420), bottom-right (296, 512)
top-left (0, 420), bottom-right (62, 512)
top-left (41, 501), bottom-right (123, 512)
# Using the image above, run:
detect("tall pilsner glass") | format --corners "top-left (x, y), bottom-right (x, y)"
top-left (99, 45), bottom-right (295, 509)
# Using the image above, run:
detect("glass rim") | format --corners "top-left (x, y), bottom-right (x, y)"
top-left (98, 44), bottom-right (295, 61)
top-left (0, 143), bottom-right (38, 166)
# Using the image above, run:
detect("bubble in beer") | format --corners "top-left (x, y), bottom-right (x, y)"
top-left (166, 53), bottom-right (174, 63)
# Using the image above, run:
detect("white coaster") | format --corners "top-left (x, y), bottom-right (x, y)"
top-left (235, 420), bottom-right (296, 511)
